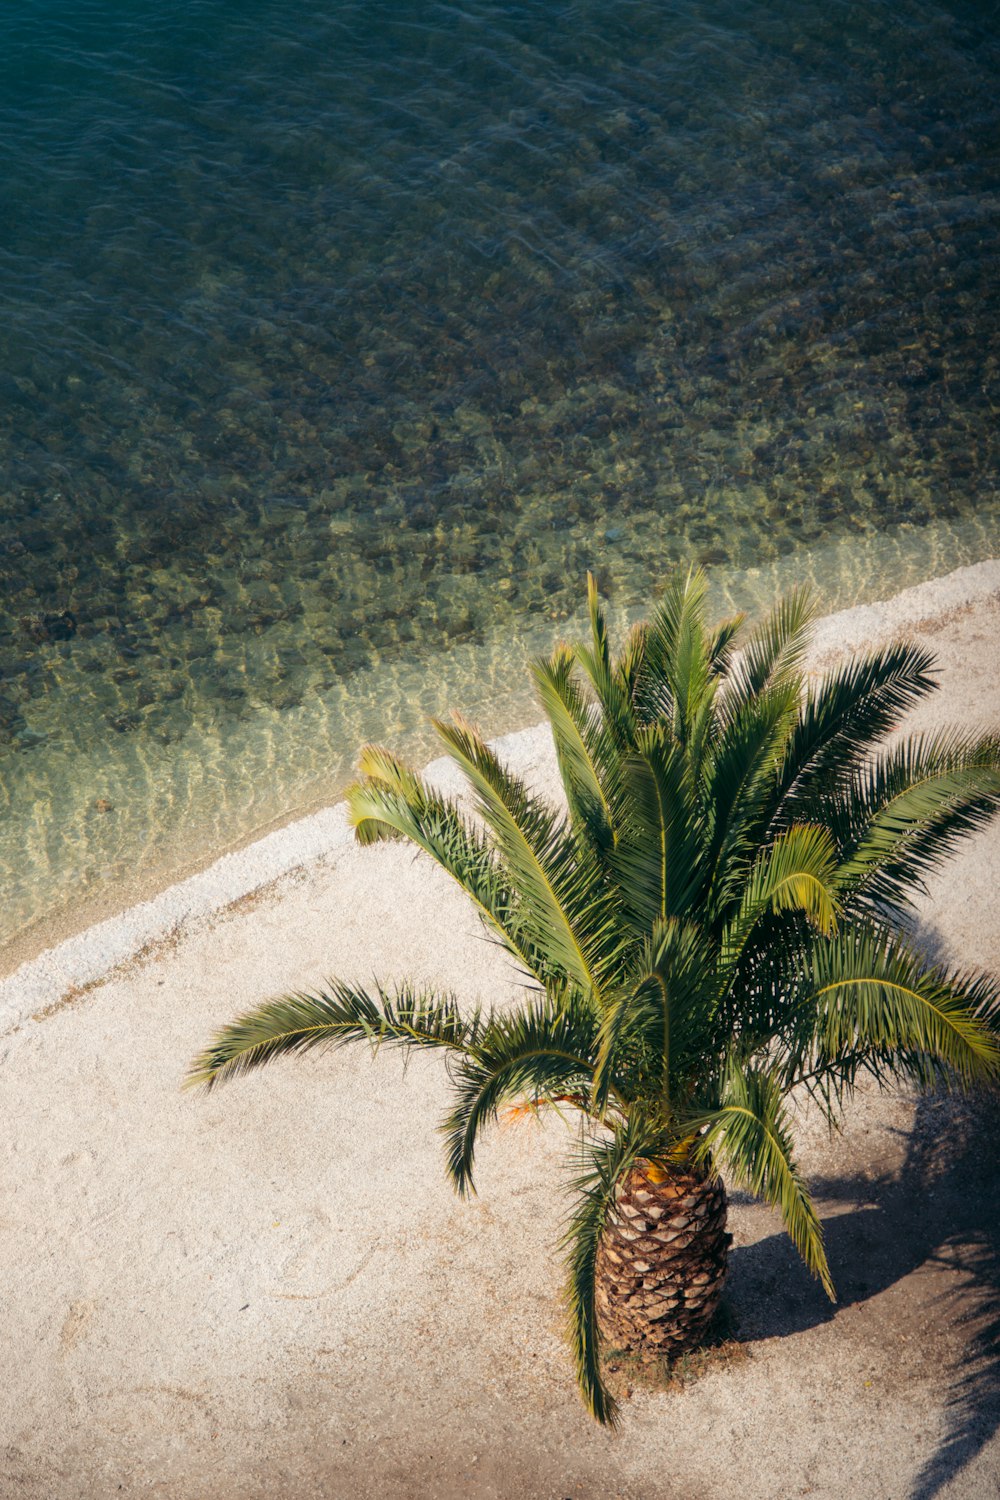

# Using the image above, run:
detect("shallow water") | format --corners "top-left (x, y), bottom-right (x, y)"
top-left (1, 0), bottom-right (998, 965)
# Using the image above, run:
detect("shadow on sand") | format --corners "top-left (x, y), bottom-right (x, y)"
top-left (726, 1091), bottom-right (1000, 1500)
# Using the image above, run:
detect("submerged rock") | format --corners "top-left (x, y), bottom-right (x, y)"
top-left (20, 610), bottom-right (77, 643)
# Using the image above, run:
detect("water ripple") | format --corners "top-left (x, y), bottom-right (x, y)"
top-left (1, 0), bottom-right (998, 962)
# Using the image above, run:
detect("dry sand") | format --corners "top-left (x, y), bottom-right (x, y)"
top-left (3, 562), bottom-right (1000, 1500)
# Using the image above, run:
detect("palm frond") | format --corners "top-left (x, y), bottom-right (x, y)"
top-left (660, 577), bottom-right (714, 744)
top-left (348, 748), bottom-right (548, 980)
top-left (702, 682), bottom-right (801, 908)
top-left (187, 982), bottom-right (480, 1092)
top-left (792, 930), bottom-right (1000, 1092)
top-left (561, 1117), bottom-right (650, 1426)
top-left (614, 620), bottom-right (650, 706)
top-left (574, 573), bottom-right (638, 752)
top-left (831, 730), bottom-right (1000, 908)
top-left (771, 641), bottom-right (938, 830)
top-left (630, 567), bottom-right (707, 729)
top-left (690, 1062), bottom-right (834, 1297)
top-left (593, 919), bottom-right (718, 1114)
top-left (442, 987), bottom-right (601, 1195)
top-left (531, 646), bottom-right (618, 855)
top-left (724, 587), bottom-right (815, 706)
top-left (705, 612), bottom-right (746, 676)
top-left (613, 725), bottom-right (705, 930)
top-left (434, 714), bottom-right (622, 999)
top-left (720, 823), bottom-right (839, 976)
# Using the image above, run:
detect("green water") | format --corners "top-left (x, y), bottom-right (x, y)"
top-left (1, 0), bottom-right (998, 965)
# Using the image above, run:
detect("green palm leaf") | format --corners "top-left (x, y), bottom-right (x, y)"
top-left (348, 746), bottom-right (547, 979)
top-left (434, 714), bottom-right (622, 999)
top-left (613, 724), bottom-right (705, 929)
top-left (640, 569), bottom-right (723, 771)
top-left (690, 1063), bottom-right (834, 1297)
top-left (795, 930), bottom-right (1000, 1091)
top-left (831, 730), bottom-right (1000, 909)
top-left (561, 1117), bottom-right (650, 1427)
top-left (630, 568), bottom-right (705, 729)
top-left (771, 641), bottom-right (938, 830)
top-left (442, 987), bottom-right (601, 1196)
top-left (614, 619), bottom-right (650, 706)
top-left (705, 612), bottom-right (746, 677)
top-left (187, 981), bottom-right (481, 1092)
top-left (720, 823), bottom-right (840, 976)
top-left (593, 918), bottom-right (718, 1114)
top-left (702, 681), bottom-right (801, 907)
top-left (531, 645), bottom-right (618, 854)
top-left (574, 573), bottom-right (638, 753)
top-left (724, 586), bottom-right (815, 704)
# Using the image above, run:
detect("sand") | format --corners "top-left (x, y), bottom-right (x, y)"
top-left (3, 561), bottom-right (1000, 1500)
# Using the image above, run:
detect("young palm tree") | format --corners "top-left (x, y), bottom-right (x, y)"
top-left (189, 571), bottom-right (1000, 1425)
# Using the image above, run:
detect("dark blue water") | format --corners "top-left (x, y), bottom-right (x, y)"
top-left (1, 0), bottom-right (998, 962)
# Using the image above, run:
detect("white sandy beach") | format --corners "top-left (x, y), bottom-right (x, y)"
top-left (3, 562), bottom-right (1000, 1499)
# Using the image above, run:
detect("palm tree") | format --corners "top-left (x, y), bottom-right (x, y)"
top-left (189, 571), bottom-right (1000, 1425)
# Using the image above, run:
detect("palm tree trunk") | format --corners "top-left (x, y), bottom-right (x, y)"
top-left (596, 1160), bottom-right (731, 1358)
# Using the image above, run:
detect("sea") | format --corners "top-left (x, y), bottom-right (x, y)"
top-left (1, 0), bottom-right (998, 968)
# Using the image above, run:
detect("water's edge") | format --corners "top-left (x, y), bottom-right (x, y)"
top-left (4, 2), bottom-right (997, 963)
top-left (3, 556), bottom-right (997, 1033)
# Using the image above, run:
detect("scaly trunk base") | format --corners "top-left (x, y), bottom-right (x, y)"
top-left (596, 1160), bottom-right (731, 1359)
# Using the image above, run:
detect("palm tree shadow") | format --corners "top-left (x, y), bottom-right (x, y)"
top-left (725, 1091), bottom-right (1000, 1500)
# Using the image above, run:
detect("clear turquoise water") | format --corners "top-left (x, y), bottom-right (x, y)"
top-left (1, 0), bottom-right (998, 963)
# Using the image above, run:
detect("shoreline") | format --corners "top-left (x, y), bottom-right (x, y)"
top-left (2, 513), bottom-right (995, 985)
top-left (3, 554), bottom-right (999, 1035)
